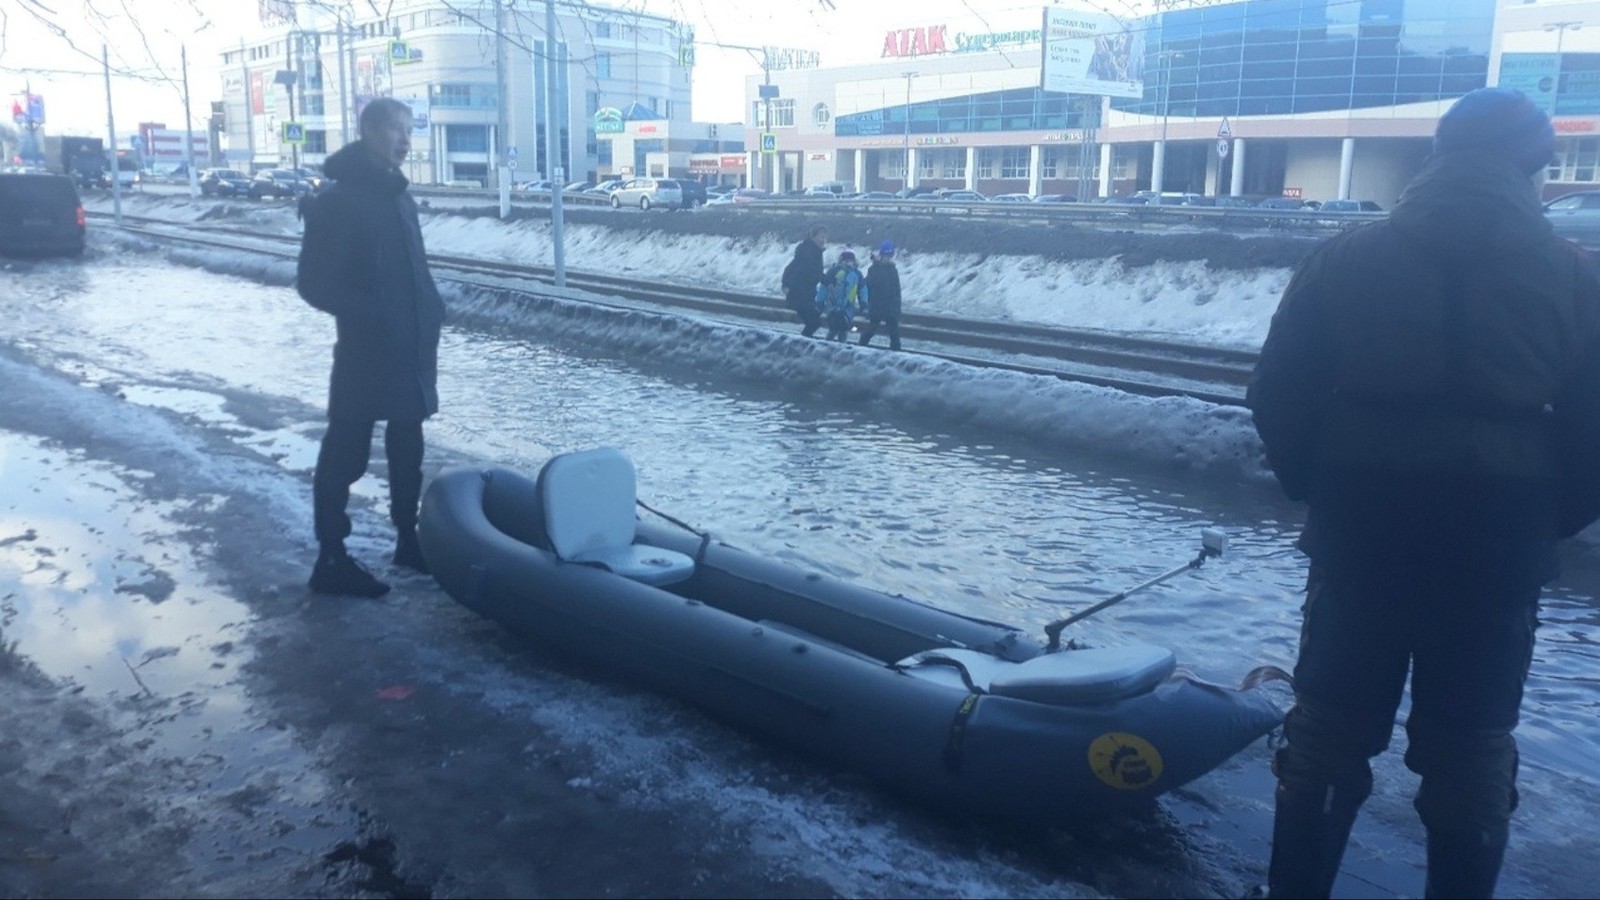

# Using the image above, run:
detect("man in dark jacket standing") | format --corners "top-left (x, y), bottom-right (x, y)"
top-left (297, 98), bottom-right (445, 598)
top-left (859, 240), bottom-right (903, 350)
top-left (781, 225), bottom-right (827, 337)
top-left (1249, 87), bottom-right (1600, 898)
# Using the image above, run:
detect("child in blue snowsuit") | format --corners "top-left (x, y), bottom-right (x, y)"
top-left (816, 249), bottom-right (868, 342)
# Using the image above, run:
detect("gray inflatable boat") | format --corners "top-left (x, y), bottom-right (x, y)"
top-left (417, 447), bottom-right (1285, 821)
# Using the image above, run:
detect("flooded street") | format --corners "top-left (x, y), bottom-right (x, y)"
top-left (1, 245), bottom-right (1596, 898)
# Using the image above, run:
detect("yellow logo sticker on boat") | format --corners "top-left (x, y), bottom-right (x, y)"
top-left (1087, 732), bottom-right (1164, 790)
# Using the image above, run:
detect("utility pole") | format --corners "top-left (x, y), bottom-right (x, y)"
top-left (902, 71), bottom-right (916, 193)
top-left (1154, 50), bottom-right (1180, 194)
top-left (335, 17), bottom-right (349, 147)
top-left (763, 52), bottom-right (775, 194)
top-left (102, 45), bottom-right (122, 223)
top-left (495, 0), bottom-right (511, 209)
top-left (239, 38), bottom-right (255, 171)
top-left (546, 0), bottom-right (566, 284)
top-left (288, 33), bottom-right (301, 171)
top-left (182, 45), bottom-right (199, 196)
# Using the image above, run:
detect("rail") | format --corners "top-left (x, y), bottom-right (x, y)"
top-left (90, 211), bottom-right (1255, 407)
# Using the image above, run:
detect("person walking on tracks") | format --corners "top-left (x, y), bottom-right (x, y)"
top-left (781, 224), bottom-right (827, 337)
top-left (296, 97), bottom-right (446, 598)
top-left (1248, 87), bottom-right (1600, 899)
top-left (859, 240), bottom-right (903, 350)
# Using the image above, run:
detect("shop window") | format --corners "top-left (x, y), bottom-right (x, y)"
top-left (1000, 147), bottom-right (1029, 179)
top-left (813, 103), bottom-right (831, 127)
top-left (976, 149), bottom-right (997, 179)
top-left (940, 149), bottom-right (965, 179)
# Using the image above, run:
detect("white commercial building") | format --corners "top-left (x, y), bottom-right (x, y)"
top-left (218, 0), bottom-right (743, 185)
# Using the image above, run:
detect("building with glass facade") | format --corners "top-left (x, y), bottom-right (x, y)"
top-left (219, 0), bottom-right (701, 185)
top-left (748, 0), bottom-right (1595, 204)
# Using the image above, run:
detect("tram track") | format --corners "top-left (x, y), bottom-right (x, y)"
top-left (94, 211), bottom-right (1255, 407)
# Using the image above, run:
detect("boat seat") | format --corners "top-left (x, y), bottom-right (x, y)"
top-left (536, 447), bottom-right (695, 587)
top-left (897, 644), bottom-right (1177, 706)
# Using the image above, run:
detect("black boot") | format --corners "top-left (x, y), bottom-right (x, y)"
top-left (393, 529), bottom-right (430, 574)
top-left (309, 546), bottom-right (391, 598)
top-left (1423, 824), bottom-right (1507, 899)
top-left (1267, 745), bottom-right (1370, 900)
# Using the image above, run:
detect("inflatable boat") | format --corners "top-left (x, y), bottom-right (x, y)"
top-left (417, 448), bottom-right (1285, 821)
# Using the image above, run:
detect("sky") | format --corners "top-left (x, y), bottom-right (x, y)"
top-left (1, 0), bottom-right (1145, 137)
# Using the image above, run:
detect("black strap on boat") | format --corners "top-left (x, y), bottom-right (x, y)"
top-left (942, 693), bottom-right (981, 773)
top-left (636, 498), bottom-right (713, 563)
top-left (913, 654), bottom-right (984, 694)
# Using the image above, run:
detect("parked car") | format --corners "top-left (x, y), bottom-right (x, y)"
top-left (564, 180), bottom-right (595, 193)
top-left (725, 188), bottom-right (770, 204)
top-left (663, 178), bottom-right (707, 208)
top-left (706, 184), bottom-right (737, 198)
top-left (854, 191), bottom-right (898, 201)
top-left (0, 172), bottom-right (85, 258)
top-left (1032, 193), bottom-right (1082, 203)
top-left (514, 179), bottom-right (554, 192)
top-left (1257, 197), bottom-right (1313, 210)
top-left (199, 168), bottom-right (252, 197)
top-left (293, 167), bottom-right (326, 190)
top-left (988, 193), bottom-right (1032, 202)
top-left (931, 189), bottom-right (987, 202)
top-left (609, 177), bottom-right (682, 210)
top-left (588, 179), bottom-right (625, 196)
top-left (1545, 190), bottom-right (1600, 253)
top-left (248, 169), bottom-right (312, 199)
top-left (1316, 199), bottom-right (1384, 213)
top-left (894, 186), bottom-right (938, 199)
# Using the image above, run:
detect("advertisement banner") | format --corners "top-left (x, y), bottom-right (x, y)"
top-left (1498, 54), bottom-right (1560, 114)
top-left (250, 71), bottom-right (265, 115)
top-left (1040, 7), bottom-right (1144, 99)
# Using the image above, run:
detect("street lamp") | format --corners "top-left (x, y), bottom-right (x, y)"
top-left (902, 70), bottom-right (916, 193)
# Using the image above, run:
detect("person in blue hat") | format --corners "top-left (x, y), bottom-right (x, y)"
top-left (1249, 86), bottom-right (1600, 898)
top-left (860, 240), bottom-right (903, 350)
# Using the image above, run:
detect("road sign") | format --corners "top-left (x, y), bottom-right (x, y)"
top-left (508, 158), bottom-right (517, 170)
top-left (390, 40), bottom-right (412, 64)
top-left (760, 132), bottom-right (777, 154)
top-left (281, 121), bottom-right (305, 145)
top-left (1217, 138), bottom-right (1230, 159)
top-left (1218, 117), bottom-right (1232, 139)
top-left (679, 44), bottom-right (695, 67)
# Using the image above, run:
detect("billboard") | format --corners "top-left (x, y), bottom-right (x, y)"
top-left (1040, 7), bottom-right (1145, 99)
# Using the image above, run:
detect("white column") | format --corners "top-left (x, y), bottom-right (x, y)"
top-left (1099, 143), bottom-right (1113, 197)
top-left (854, 149), bottom-right (866, 192)
top-left (1028, 144), bottom-right (1043, 197)
top-left (965, 146), bottom-right (977, 191)
top-left (747, 151), bottom-right (757, 189)
top-left (1151, 140), bottom-right (1166, 194)
top-left (1230, 138), bottom-right (1246, 197)
top-left (907, 147), bottom-right (919, 189)
top-left (1338, 137), bottom-right (1355, 201)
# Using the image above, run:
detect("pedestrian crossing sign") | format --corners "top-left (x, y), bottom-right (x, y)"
top-left (761, 132), bottom-right (777, 154)
top-left (281, 121), bottom-right (305, 145)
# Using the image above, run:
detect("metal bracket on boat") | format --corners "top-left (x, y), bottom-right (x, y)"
top-left (1042, 529), bottom-right (1227, 652)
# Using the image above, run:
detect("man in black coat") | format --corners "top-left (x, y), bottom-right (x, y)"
top-left (859, 240), bottom-right (903, 350)
top-left (1249, 87), bottom-right (1600, 898)
top-left (781, 224), bottom-right (827, 337)
top-left (297, 97), bottom-right (445, 598)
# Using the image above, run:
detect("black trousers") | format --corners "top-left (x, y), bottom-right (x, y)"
top-left (313, 417), bottom-right (425, 550)
top-left (859, 315), bottom-right (901, 350)
top-left (1284, 560), bottom-right (1537, 833)
top-left (786, 290), bottom-right (821, 337)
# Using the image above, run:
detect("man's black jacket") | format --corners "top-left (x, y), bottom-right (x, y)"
top-left (297, 140), bottom-right (445, 423)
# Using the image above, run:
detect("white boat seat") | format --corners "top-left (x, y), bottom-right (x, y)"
top-left (537, 447), bottom-right (695, 587)
top-left (897, 644), bottom-right (1177, 706)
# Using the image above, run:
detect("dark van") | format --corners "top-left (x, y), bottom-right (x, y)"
top-left (0, 173), bottom-right (86, 258)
